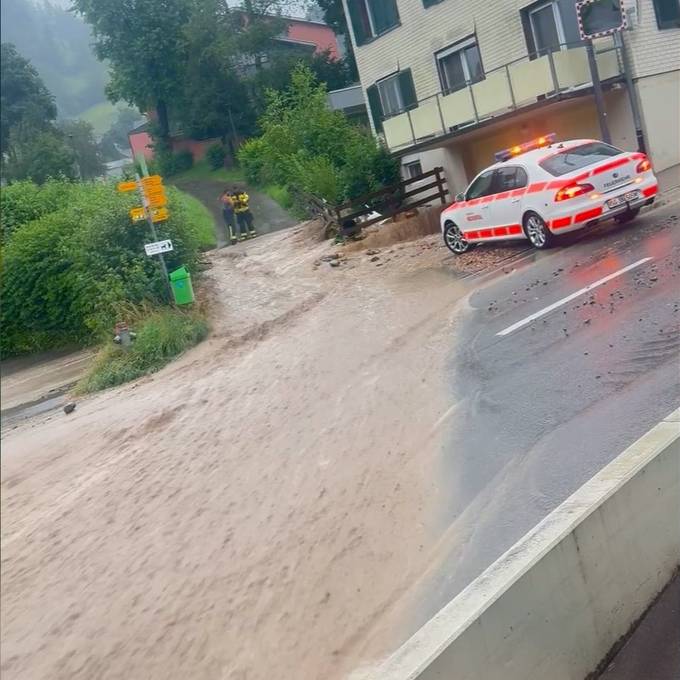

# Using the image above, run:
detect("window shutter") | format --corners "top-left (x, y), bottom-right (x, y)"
top-left (366, 84), bottom-right (384, 132)
top-left (398, 69), bottom-right (417, 110)
top-left (347, 0), bottom-right (368, 46)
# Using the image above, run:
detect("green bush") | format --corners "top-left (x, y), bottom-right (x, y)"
top-left (239, 137), bottom-right (268, 185)
top-left (154, 144), bottom-right (194, 177)
top-left (76, 307), bottom-right (208, 393)
top-left (173, 150), bottom-right (194, 174)
top-left (206, 142), bottom-right (227, 170)
top-left (237, 64), bottom-right (398, 206)
top-left (1, 179), bottom-right (204, 357)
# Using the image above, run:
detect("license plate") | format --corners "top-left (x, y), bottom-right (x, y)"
top-left (607, 190), bottom-right (640, 209)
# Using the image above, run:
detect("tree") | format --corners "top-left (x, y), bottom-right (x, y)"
top-left (7, 131), bottom-right (77, 185)
top-left (1, 43), bottom-right (57, 161)
top-left (239, 64), bottom-right (398, 203)
top-left (1, 43), bottom-right (77, 184)
top-left (59, 120), bottom-right (106, 179)
top-left (311, 0), bottom-right (358, 81)
top-left (72, 0), bottom-right (193, 138)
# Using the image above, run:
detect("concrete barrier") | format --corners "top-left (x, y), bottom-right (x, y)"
top-left (370, 409), bottom-right (680, 680)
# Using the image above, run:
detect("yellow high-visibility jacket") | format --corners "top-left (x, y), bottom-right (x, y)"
top-left (234, 192), bottom-right (250, 213)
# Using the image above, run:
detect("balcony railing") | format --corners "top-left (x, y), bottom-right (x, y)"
top-left (382, 38), bottom-right (623, 151)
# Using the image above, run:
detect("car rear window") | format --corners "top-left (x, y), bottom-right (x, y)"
top-left (539, 142), bottom-right (623, 176)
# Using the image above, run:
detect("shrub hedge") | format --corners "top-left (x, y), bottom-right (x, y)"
top-left (1, 179), bottom-right (203, 357)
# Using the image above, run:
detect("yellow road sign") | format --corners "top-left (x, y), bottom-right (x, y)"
top-left (141, 175), bottom-right (163, 188)
top-left (151, 207), bottom-right (169, 223)
top-left (144, 185), bottom-right (167, 208)
top-left (147, 195), bottom-right (168, 208)
top-left (117, 180), bottom-right (137, 192)
top-left (129, 206), bottom-right (146, 222)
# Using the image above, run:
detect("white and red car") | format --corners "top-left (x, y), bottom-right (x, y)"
top-left (441, 135), bottom-right (658, 254)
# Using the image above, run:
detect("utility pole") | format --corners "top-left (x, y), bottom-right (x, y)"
top-left (585, 40), bottom-right (611, 144)
top-left (614, 31), bottom-right (646, 153)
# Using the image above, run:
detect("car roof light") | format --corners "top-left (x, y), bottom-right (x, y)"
top-left (494, 133), bottom-right (557, 162)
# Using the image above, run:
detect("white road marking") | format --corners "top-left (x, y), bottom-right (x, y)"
top-left (496, 257), bottom-right (653, 337)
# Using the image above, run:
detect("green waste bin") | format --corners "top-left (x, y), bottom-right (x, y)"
top-left (169, 266), bottom-right (195, 305)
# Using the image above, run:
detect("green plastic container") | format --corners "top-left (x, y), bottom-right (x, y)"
top-left (168, 266), bottom-right (194, 305)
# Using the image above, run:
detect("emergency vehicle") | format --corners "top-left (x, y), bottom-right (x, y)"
top-left (441, 134), bottom-right (658, 254)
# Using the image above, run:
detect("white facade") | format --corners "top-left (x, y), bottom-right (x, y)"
top-left (343, 0), bottom-right (680, 192)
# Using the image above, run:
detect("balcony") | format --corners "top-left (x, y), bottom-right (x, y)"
top-left (382, 38), bottom-right (624, 152)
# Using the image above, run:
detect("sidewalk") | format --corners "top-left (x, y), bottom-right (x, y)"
top-left (599, 572), bottom-right (680, 680)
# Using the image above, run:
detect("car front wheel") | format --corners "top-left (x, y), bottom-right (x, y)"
top-left (443, 221), bottom-right (470, 255)
top-left (523, 212), bottom-right (553, 249)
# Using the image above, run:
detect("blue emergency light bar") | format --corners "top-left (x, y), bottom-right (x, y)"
top-left (494, 133), bottom-right (557, 162)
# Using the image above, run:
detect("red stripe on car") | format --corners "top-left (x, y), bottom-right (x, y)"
top-left (495, 192), bottom-right (510, 201)
top-left (527, 182), bottom-right (547, 193)
top-left (592, 157), bottom-right (629, 175)
top-left (551, 216), bottom-right (572, 230)
top-left (574, 207), bottom-right (603, 222)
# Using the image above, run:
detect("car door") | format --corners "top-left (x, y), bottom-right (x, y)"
top-left (460, 169), bottom-right (495, 233)
top-left (488, 165), bottom-right (528, 236)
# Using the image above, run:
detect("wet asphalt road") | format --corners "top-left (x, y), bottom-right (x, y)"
top-left (419, 203), bottom-right (680, 625)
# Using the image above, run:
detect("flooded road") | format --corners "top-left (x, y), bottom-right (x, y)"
top-left (2, 207), bottom-right (678, 680)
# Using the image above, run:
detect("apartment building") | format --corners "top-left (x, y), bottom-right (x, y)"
top-left (342, 0), bottom-right (680, 194)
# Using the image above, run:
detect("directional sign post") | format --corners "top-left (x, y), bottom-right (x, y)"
top-left (117, 170), bottom-right (174, 301)
top-left (136, 172), bottom-right (173, 302)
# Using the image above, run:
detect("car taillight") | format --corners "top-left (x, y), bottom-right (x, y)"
top-left (636, 157), bottom-right (652, 173)
top-left (555, 182), bottom-right (594, 202)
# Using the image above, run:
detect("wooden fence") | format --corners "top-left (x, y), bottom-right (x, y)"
top-left (305, 167), bottom-right (449, 239)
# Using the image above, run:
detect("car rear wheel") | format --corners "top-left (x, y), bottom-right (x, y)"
top-left (523, 212), bottom-right (553, 250)
top-left (443, 221), bottom-right (470, 254)
top-left (614, 207), bottom-right (640, 224)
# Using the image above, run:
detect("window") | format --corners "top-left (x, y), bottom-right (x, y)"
top-left (347, 0), bottom-right (400, 46)
top-left (436, 38), bottom-right (485, 94)
top-left (377, 74), bottom-right (404, 116)
top-left (493, 166), bottom-right (528, 192)
top-left (652, 0), bottom-right (680, 29)
top-left (404, 161), bottom-right (423, 178)
top-left (466, 170), bottom-right (495, 200)
top-left (366, 70), bottom-right (417, 131)
top-left (522, 1), bottom-right (566, 57)
top-left (539, 142), bottom-right (622, 176)
top-left (423, 0), bottom-right (444, 7)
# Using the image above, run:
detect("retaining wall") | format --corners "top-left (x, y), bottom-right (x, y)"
top-left (371, 409), bottom-right (680, 680)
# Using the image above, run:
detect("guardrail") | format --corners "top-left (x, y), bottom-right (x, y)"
top-left (383, 38), bottom-right (623, 152)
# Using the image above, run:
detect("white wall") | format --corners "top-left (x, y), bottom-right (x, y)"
top-left (363, 409), bottom-right (680, 680)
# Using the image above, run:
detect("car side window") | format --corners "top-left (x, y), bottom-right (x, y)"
top-left (466, 170), bottom-right (495, 200)
top-left (493, 166), bottom-right (528, 192)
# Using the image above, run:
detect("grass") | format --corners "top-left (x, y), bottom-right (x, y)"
top-left (175, 189), bottom-right (217, 250)
top-left (262, 184), bottom-right (293, 211)
top-left (79, 101), bottom-right (120, 134)
top-left (173, 160), bottom-right (245, 184)
top-left (76, 307), bottom-right (209, 394)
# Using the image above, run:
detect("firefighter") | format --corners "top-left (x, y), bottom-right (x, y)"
top-left (234, 189), bottom-right (256, 239)
top-left (219, 189), bottom-right (237, 245)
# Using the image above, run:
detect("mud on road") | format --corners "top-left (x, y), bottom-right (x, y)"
top-left (0, 224), bottom-right (551, 680)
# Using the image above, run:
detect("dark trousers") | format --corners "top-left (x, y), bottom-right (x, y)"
top-left (223, 210), bottom-right (236, 242)
top-left (237, 210), bottom-right (255, 236)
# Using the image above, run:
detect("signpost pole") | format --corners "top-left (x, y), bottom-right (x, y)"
top-left (614, 31), bottom-right (646, 153)
top-left (585, 39), bottom-right (612, 144)
top-left (135, 172), bottom-right (173, 302)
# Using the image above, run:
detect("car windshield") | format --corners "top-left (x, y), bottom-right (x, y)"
top-left (539, 142), bottom-right (623, 176)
